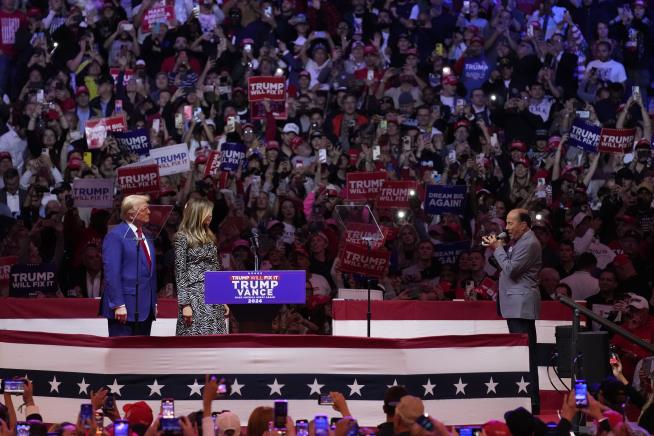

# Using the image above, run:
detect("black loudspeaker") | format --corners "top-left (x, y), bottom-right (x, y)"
top-left (556, 326), bottom-right (573, 377)
top-left (555, 326), bottom-right (610, 384)
top-left (578, 331), bottom-right (610, 384)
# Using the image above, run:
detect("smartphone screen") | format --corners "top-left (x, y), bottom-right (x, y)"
top-left (314, 415), bottom-right (329, 436)
top-left (162, 398), bottom-right (174, 419)
top-left (80, 403), bottom-right (93, 427)
top-left (273, 400), bottom-right (288, 430)
top-left (415, 415), bottom-right (434, 431)
top-left (575, 380), bottom-right (588, 407)
top-left (318, 394), bottom-right (333, 405)
top-left (114, 420), bottom-right (129, 436)
top-left (319, 149), bottom-right (327, 163)
top-left (16, 423), bottom-right (30, 436)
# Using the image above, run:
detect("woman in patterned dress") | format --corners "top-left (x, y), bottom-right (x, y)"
top-left (174, 198), bottom-right (228, 335)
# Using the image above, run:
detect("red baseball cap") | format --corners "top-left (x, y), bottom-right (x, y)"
top-left (76, 86), bottom-right (89, 97)
top-left (442, 75), bottom-right (458, 86)
top-left (482, 420), bottom-right (511, 436)
top-left (453, 119), bottom-right (470, 131)
top-left (123, 402), bottom-right (153, 427)
top-left (510, 140), bottom-right (527, 152)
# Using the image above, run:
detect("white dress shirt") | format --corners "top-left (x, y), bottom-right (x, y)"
top-left (5, 190), bottom-right (20, 216)
top-left (127, 222), bottom-right (152, 259)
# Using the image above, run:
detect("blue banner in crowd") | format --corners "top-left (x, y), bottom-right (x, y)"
top-left (220, 142), bottom-right (246, 172)
top-left (434, 241), bottom-right (472, 265)
top-left (114, 128), bottom-right (151, 156)
top-left (568, 118), bottom-right (601, 153)
top-left (205, 270), bottom-right (306, 304)
top-left (424, 185), bottom-right (467, 215)
top-left (9, 263), bottom-right (58, 297)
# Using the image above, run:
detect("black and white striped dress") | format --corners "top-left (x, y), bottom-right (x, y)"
top-left (174, 232), bottom-right (226, 336)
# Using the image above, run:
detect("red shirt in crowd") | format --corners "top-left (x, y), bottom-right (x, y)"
top-left (0, 9), bottom-right (26, 58)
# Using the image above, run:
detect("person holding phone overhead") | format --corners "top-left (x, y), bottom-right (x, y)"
top-left (174, 198), bottom-right (228, 335)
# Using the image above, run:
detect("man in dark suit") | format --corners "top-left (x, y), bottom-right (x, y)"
top-left (66, 243), bottom-right (104, 298)
top-left (483, 209), bottom-right (542, 413)
top-left (100, 195), bottom-right (157, 336)
top-left (0, 167), bottom-right (27, 217)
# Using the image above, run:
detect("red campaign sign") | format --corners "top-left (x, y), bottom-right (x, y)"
top-left (109, 68), bottom-right (134, 87)
top-left (116, 163), bottom-right (160, 195)
top-left (345, 171), bottom-right (388, 201)
top-left (247, 76), bottom-right (286, 101)
top-left (0, 256), bottom-right (17, 291)
top-left (339, 243), bottom-right (390, 278)
top-left (376, 180), bottom-right (418, 209)
top-left (141, 2), bottom-right (175, 32)
top-left (248, 76), bottom-right (287, 120)
top-left (344, 222), bottom-right (388, 250)
top-left (598, 128), bottom-right (636, 154)
top-left (204, 150), bottom-right (221, 177)
top-left (85, 114), bottom-right (127, 150)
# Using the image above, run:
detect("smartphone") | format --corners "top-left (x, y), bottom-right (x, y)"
top-left (175, 113), bottom-right (184, 129)
top-left (193, 107), bottom-right (203, 123)
top-left (372, 145), bottom-right (381, 161)
top-left (379, 119), bottom-right (387, 132)
top-left (114, 420), bottom-right (129, 436)
top-left (273, 400), bottom-right (288, 430)
top-left (41, 147), bottom-right (49, 156)
top-left (152, 118), bottom-right (161, 133)
top-left (632, 85), bottom-right (640, 99)
top-left (244, 44), bottom-right (252, 53)
top-left (315, 31), bottom-right (327, 38)
top-left (448, 150), bottom-right (457, 162)
top-left (457, 427), bottom-right (481, 436)
top-left (83, 151), bottom-right (92, 167)
top-left (456, 98), bottom-right (465, 109)
top-left (435, 43), bottom-right (444, 56)
top-left (115, 99), bottom-right (123, 114)
top-left (16, 422), bottom-right (30, 436)
top-left (576, 110), bottom-right (590, 119)
top-left (264, 5), bottom-right (273, 17)
top-left (183, 105), bottom-right (192, 121)
top-left (296, 419), bottom-right (309, 432)
top-left (432, 171), bottom-right (441, 183)
top-left (538, 177), bottom-right (546, 187)
top-left (80, 403), bottom-right (93, 427)
top-left (314, 415), bottom-right (329, 436)
top-left (527, 24), bottom-right (534, 37)
top-left (318, 394), bottom-right (334, 405)
top-left (575, 380), bottom-right (588, 407)
top-left (226, 116), bottom-right (236, 133)
top-left (476, 153), bottom-right (485, 165)
top-left (490, 133), bottom-right (499, 148)
top-left (367, 69), bottom-right (374, 81)
top-left (103, 393), bottom-right (115, 412)
top-left (463, 0), bottom-right (470, 13)
top-left (162, 398), bottom-right (174, 419)
top-left (416, 414), bottom-right (434, 431)
top-left (402, 136), bottom-right (411, 151)
top-left (36, 89), bottom-right (44, 103)
top-left (121, 23), bottom-right (133, 32)
top-left (442, 66), bottom-right (451, 75)
top-left (3, 379), bottom-right (25, 394)
top-left (319, 149), bottom-right (327, 163)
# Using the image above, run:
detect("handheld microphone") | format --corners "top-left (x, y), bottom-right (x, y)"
top-left (496, 231), bottom-right (509, 241)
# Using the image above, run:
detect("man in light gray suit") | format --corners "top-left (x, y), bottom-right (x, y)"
top-left (483, 208), bottom-right (542, 413)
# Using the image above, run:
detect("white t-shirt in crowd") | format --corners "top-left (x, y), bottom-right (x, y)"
top-left (586, 59), bottom-right (627, 83)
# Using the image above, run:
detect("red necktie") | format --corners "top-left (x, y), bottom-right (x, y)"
top-left (137, 227), bottom-right (152, 268)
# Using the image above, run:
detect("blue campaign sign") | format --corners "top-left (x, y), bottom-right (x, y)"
top-left (568, 118), bottom-right (600, 153)
top-left (424, 185), bottom-right (467, 215)
top-left (114, 128), bottom-right (151, 156)
top-left (205, 270), bottom-right (307, 304)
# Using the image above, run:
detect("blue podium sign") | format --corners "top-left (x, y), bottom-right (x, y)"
top-left (204, 270), bottom-right (307, 304)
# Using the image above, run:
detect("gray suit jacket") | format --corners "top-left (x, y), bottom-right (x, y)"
top-left (493, 229), bottom-right (542, 320)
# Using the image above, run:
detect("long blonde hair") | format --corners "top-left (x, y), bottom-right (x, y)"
top-left (178, 198), bottom-right (216, 247)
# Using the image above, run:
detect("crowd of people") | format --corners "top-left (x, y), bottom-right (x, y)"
top-left (1, 371), bottom-right (654, 436)
top-left (1, 0), bottom-right (654, 427)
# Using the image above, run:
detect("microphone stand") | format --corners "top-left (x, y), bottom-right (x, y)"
top-left (134, 231), bottom-right (141, 324)
top-left (250, 235), bottom-right (260, 271)
top-left (362, 237), bottom-right (374, 338)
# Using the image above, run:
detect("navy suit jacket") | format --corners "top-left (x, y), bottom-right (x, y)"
top-left (100, 222), bottom-right (157, 322)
